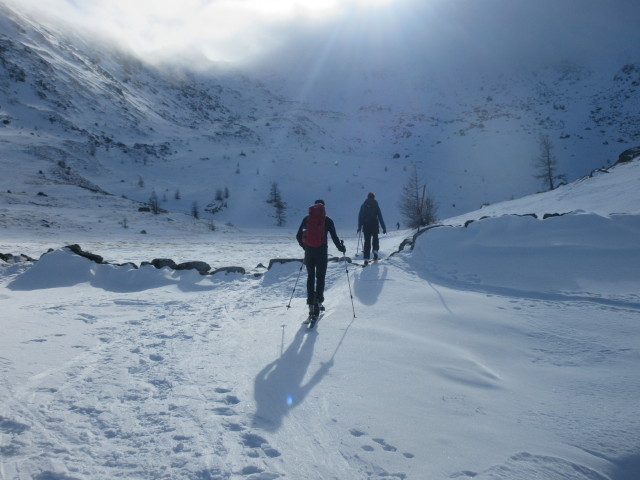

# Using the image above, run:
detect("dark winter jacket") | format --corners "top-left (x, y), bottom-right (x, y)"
top-left (296, 216), bottom-right (342, 251)
top-left (358, 198), bottom-right (386, 234)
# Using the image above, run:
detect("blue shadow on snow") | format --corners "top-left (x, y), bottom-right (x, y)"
top-left (252, 327), bottom-right (333, 432)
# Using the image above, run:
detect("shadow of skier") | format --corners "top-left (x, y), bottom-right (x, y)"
top-left (252, 327), bottom-right (333, 432)
top-left (354, 263), bottom-right (387, 306)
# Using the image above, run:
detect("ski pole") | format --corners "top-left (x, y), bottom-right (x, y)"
top-left (287, 260), bottom-right (304, 309)
top-left (341, 240), bottom-right (356, 318)
top-left (356, 230), bottom-right (362, 257)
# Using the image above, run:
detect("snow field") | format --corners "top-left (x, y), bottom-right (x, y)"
top-left (2, 205), bottom-right (639, 479)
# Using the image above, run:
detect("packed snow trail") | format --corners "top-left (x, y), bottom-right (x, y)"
top-left (0, 254), bottom-right (422, 479)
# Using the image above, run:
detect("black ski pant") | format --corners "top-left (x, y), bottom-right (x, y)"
top-left (362, 229), bottom-right (379, 260)
top-left (304, 246), bottom-right (328, 305)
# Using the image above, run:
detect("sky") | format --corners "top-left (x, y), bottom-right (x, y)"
top-left (6, 0), bottom-right (640, 71)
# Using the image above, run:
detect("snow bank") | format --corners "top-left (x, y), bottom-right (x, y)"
top-left (408, 213), bottom-right (640, 301)
top-left (446, 159), bottom-right (640, 224)
top-left (7, 248), bottom-right (218, 292)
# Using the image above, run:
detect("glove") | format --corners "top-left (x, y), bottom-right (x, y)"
top-left (383, 228), bottom-right (387, 234)
top-left (338, 244), bottom-right (346, 253)
top-left (357, 227), bottom-right (361, 233)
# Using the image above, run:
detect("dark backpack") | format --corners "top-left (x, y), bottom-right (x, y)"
top-left (361, 199), bottom-right (378, 225)
top-left (302, 203), bottom-right (326, 247)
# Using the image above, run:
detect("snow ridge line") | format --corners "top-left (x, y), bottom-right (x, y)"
top-left (1, 244), bottom-right (360, 280)
top-left (391, 211), bottom-right (577, 254)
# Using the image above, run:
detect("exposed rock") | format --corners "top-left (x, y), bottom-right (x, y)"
top-left (149, 258), bottom-right (178, 269)
top-left (617, 146), bottom-right (640, 165)
top-left (65, 244), bottom-right (104, 264)
top-left (267, 258), bottom-right (302, 270)
top-left (211, 266), bottom-right (245, 276)
top-left (176, 261), bottom-right (211, 274)
top-left (114, 262), bottom-right (138, 269)
top-left (0, 253), bottom-right (35, 263)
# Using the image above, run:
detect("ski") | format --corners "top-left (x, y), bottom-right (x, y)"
top-left (307, 313), bottom-right (322, 329)
top-left (303, 303), bottom-right (324, 329)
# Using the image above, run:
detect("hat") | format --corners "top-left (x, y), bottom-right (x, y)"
top-left (314, 199), bottom-right (325, 205)
top-left (367, 192), bottom-right (375, 199)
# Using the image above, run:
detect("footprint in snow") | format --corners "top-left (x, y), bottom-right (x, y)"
top-left (237, 466), bottom-right (280, 479)
top-left (224, 422), bottom-right (245, 432)
top-left (77, 313), bottom-right (97, 324)
top-left (373, 437), bottom-right (397, 452)
top-left (238, 466), bottom-right (280, 478)
top-left (0, 416), bottom-right (31, 435)
top-left (241, 432), bottom-right (267, 448)
top-left (241, 432), bottom-right (282, 459)
top-left (349, 427), bottom-right (414, 459)
top-left (212, 407), bottom-right (236, 417)
top-left (449, 471), bottom-right (478, 478)
top-left (219, 394), bottom-right (240, 405)
top-left (212, 388), bottom-right (241, 415)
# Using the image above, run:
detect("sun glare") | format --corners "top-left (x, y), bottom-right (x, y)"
top-left (246, 0), bottom-right (338, 15)
top-left (246, 0), bottom-right (396, 16)
top-left (12, 0), bottom-right (403, 64)
top-left (350, 0), bottom-right (396, 5)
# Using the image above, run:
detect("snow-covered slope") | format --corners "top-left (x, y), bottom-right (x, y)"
top-left (447, 156), bottom-right (640, 222)
top-left (1, 1), bottom-right (639, 233)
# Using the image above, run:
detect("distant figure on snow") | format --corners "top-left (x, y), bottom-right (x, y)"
top-left (357, 192), bottom-right (386, 264)
top-left (296, 199), bottom-right (346, 317)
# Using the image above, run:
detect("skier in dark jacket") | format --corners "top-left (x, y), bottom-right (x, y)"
top-left (296, 199), bottom-right (345, 316)
top-left (357, 192), bottom-right (386, 264)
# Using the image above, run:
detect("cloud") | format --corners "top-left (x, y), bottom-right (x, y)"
top-left (5, 0), bottom-right (639, 69)
top-left (7, 0), bottom-right (349, 63)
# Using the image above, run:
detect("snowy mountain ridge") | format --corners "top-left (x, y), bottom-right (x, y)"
top-left (1, 1), bottom-right (639, 233)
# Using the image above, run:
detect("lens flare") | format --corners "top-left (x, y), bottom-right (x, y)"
top-left (286, 395), bottom-right (293, 406)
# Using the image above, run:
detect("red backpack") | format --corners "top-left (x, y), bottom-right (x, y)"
top-left (302, 203), bottom-right (326, 247)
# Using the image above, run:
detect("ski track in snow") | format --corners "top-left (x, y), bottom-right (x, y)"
top-left (0, 282), bottom-right (284, 479)
top-left (0, 253), bottom-right (418, 479)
